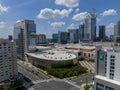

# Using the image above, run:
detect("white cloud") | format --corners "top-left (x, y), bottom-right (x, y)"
top-left (72, 12), bottom-right (89, 21)
top-left (101, 9), bottom-right (117, 17)
top-left (0, 21), bottom-right (5, 29)
top-left (55, 0), bottom-right (79, 8)
top-left (0, 4), bottom-right (9, 14)
top-left (67, 23), bottom-right (76, 29)
top-left (106, 23), bottom-right (114, 29)
top-left (37, 8), bottom-right (73, 19)
top-left (75, 8), bottom-right (79, 13)
top-left (50, 22), bottom-right (65, 27)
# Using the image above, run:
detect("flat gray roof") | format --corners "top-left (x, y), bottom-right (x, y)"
top-left (27, 50), bottom-right (76, 61)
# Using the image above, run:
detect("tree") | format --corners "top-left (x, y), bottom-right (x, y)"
top-left (114, 42), bottom-right (118, 46)
top-left (84, 84), bottom-right (89, 90)
top-left (14, 79), bottom-right (22, 88)
top-left (3, 84), bottom-right (12, 90)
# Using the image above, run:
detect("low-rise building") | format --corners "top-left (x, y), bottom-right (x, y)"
top-left (26, 50), bottom-right (77, 69)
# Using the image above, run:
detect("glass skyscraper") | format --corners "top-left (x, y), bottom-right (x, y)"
top-left (14, 20), bottom-right (36, 60)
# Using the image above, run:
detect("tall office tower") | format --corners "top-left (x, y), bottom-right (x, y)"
top-left (52, 33), bottom-right (58, 43)
top-left (99, 25), bottom-right (106, 41)
top-left (114, 21), bottom-right (120, 43)
top-left (83, 11), bottom-right (96, 42)
top-left (36, 34), bottom-right (47, 45)
top-left (114, 24), bottom-right (117, 36)
top-left (58, 31), bottom-right (69, 44)
top-left (68, 28), bottom-right (78, 43)
top-left (14, 20), bottom-right (36, 60)
top-left (94, 45), bottom-right (120, 90)
top-left (29, 33), bottom-right (37, 51)
top-left (0, 39), bottom-right (18, 82)
top-left (90, 11), bottom-right (96, 41)
top-left (84, 15), bottom-right (91, 41)
top-left (78, 23), bottom-right (84, 41)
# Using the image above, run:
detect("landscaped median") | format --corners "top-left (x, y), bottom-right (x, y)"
top-left (46, 61), bottom-right (88, 79)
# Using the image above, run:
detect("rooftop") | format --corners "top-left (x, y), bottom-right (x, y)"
top-left (27, 50), bottom-right (76, 61)
top-left (95, 75), bottom-right (120, 86)
top-left (64, 44), bottom-right (95, 50)
top-left (36, 46), bottom-right (51, 50)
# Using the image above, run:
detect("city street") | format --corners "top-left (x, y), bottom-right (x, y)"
top-left (28, 79), bottom-right (81, 90)
top-left (18, 66), bottom-right (41, 83)
top-left (18, 60), bottom-right (94, 90)
top-left (71, 73), bottom-right (94, 86)
top-left (18, 60), bottom-right (50, 79)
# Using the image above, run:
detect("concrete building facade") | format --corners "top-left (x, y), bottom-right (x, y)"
top-left (36, 34), bottom-right (47, 45)
top-left (58, 31), bottom-right (69, 44)
top-left (0, 39), bottom-right (18, 83)
top-left (94, 45), bottom-right (120, 90)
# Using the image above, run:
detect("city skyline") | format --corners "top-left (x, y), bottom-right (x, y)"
top-left (0, 0), bottom-right (120, 38)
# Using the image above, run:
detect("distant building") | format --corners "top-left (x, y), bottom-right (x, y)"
top-left (14, 20), bottom-right (36, 60)
top-left (58, 31), bottom-right (69, 44)
top-left (52, 33), bottom-right (58, 43)
top-left (8, 35), bottom-right (13, 41)
top-left (90, 11), bottom-right (96, 41)
top-left (110, 35), bottom-right (114, 42)
top-left (36, 34), bottom-right (47, 45)
top-left (84, 15), bottom-right (91, 41)
top-left (94, 46), bottom-right (120, 90)
top-left (114, 20), bottom-right (120, 43)
top-left (78, 23), bottom-right (84, 41)
top-left (29, 33), bottom-right (37, 51)
top-left (68, 28), bottom-right (78, 43)
top-left (99, 25), bottom-right (106, 41)
top-left (0, 39), bottom-right (18, 83)
top-left (82, 11), bottom-right (96, 42)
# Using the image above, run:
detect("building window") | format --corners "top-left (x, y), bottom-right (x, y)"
top-left (110, 55), bottom-right (115, 59)
top-left (105, 86), bottom-right (115, 90)
top-left (96, 83), bottom-right (104, 90)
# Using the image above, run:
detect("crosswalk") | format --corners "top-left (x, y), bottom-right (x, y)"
top-left (32, 79), bottom-right (53, 84)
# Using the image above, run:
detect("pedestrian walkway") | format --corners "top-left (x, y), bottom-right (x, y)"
top-left (79, 61), bottom-right (95, 73)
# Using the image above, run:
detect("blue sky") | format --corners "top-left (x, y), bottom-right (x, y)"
top-left (0, 0), bottom-right (120, 38)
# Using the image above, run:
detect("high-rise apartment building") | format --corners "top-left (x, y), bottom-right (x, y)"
top-left (68, 28), bottom-right (78, 43)
top-left (94, 45), bottom-right (120, 90)
top-left (99, 25), bottom-right (106, 41)
top-left (14, 20), bottom-right (36, 60)
top-left (0, 39), bottom-right (17, 82)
